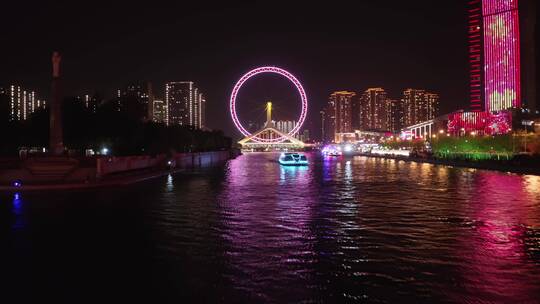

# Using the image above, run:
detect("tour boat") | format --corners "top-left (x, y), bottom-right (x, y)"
top-left (326, 150), bottom-right (342, 157)
top-left (321, 145), bottom-right (342, 157)
top-left (278, 153), bottom-right (309, 166)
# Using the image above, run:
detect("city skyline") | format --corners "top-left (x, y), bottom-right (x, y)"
top-left (321, 87), bottom-right (440, 143)
top-left (0, 1), bottom-right (498, 138)
top-left (1, 2), bottom-right (540, 303)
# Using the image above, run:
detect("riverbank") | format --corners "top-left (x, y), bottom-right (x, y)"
top-left (0, 150), bottom-right (240, 191)
top-left (357, 153), bottom-right (540, 176)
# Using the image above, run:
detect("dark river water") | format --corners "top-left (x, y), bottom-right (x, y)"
top-left (2, 152), bottom-right (540, 303)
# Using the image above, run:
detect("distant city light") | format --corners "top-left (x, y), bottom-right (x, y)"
top-left (101, 147), bottom-right (109, 155)
top-left (371, 149), bottom-right (410, 157)
top-left (321, 145), bottom-right (343, 156)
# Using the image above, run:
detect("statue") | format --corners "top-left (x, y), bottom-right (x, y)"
top-left (52, 51), bottom-right (61, 78)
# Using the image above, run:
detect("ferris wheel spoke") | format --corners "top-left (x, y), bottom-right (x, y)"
top-left (230, 66), bottom-right (308, 143)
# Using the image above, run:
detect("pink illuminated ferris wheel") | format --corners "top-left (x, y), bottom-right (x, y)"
top-left (229, 66), bottom-right (308, 143)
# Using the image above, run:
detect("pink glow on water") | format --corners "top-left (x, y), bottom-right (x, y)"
top-left (457, 171), bottom-right (540, 302)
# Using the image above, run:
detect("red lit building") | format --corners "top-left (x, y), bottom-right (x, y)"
top-left (469, 0), bottom-right (522, 112)
top-left (451, 0), bottom-right (537, 136)
top-left (447, 110), bottom-right (512, 136)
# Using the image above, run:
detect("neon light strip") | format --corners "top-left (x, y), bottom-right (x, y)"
top-left (230, 67), bottom-right (308, 143)
top-left (469, 0), bottom-right (483, 110)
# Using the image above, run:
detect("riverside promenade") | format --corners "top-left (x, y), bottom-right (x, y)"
top-left (0, 150), bottom-right (239, 191)
top-left (355, 152), bottom-right (540, 176)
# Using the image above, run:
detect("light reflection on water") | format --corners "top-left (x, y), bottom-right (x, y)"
top-left (11, 193), bottom-right (25, 230)
top-left (217, 153), bottom-right (540, 302)
top-left (2, 152), bottom-right (540, 303)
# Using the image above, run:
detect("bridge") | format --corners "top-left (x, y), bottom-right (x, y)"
top-left (238, 102), bottom-right (305, 150)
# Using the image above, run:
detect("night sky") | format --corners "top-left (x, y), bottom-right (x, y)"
top-left (1, 1), bottom-right (470, 138)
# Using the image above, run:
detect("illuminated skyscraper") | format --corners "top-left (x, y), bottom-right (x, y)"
top-left (359, 88), bottom-right (390, 131)
top-left (469, 0), bottom-right (523, 112)
top-left (319, 110), bottom-right (325, 142)
top-left (152, 99), bottom-right (167, 123)
top-left (448, 0), bottom-right (535, 136)
top-left (389, 98), bottom-right (403, 132)
top-left (200, 93), bottom-right (206, 129)
top-left (165, 81), bottom-right (205, 128)
top-left (328, 91), bottom-right (356, 141)
top-left (425, 93), bottom-right (439, 120)
top-left (402, 89), bottom-right (439, 127)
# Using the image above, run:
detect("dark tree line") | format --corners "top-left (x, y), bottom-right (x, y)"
top-left (0, 96), bottom-right (231, 156)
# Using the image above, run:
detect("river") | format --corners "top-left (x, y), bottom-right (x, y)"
top-left (2, 152), bottom-right (540, 303)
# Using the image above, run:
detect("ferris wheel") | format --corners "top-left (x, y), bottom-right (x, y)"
top-left (229, 66), bottom-right (308, 144)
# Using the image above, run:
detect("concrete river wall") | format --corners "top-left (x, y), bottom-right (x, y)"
top-left (0, 150), bottom-right (238, 187)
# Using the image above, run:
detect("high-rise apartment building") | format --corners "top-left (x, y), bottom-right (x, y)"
top-left (0, 85), bottom-right (46, 121)
top-left (359, 88), bottom-right (390, 131)
top-left (320, 110), bottom-right (328, 142)
top-left (200, 94), bottom-right (206, 129)
top-left (152, 99), bottom-right (167, 123)
top-left (165, 81), bottom-right (205, 129)
top-left (328, 91), bottom-right (356, 141)
top-left (389, 99), bottom-right (403, 132)
top-left (402, 89), bottom-right (439, 127)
